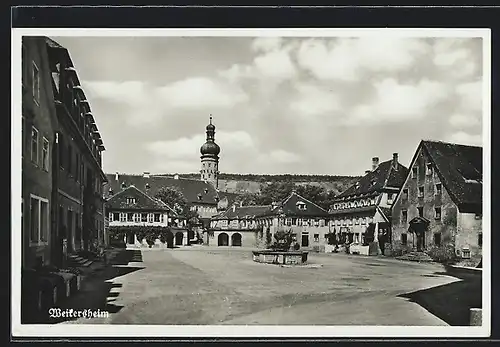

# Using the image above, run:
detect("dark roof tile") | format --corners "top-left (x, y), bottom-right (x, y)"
top-left (104, 174), bottom-right (218, 206)
top-left (422, 140), bottom-right (482, 207)
top-left (337, 159), bottom-right (408, 198)
top-left (106, 185), bottom-right (175, 213)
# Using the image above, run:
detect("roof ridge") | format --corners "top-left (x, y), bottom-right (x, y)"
top-left (290, 191), bottom-right (329, 213)
top-left (128, 185), bottom-right (176, 212)
top-left (422, 139), bottom-right (482, 149)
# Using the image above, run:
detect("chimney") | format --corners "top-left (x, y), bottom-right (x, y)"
top-left (143, 171), bottom-right (150, 178)
top-left (115, 172), bottom-right (119, 181)
top-left (372, 157), bottom-right (379, 171)
top-left (174, 174), bottom-right (179, 180)
top-left (240, 201), bottom-right (243, 207)
top-left (232, 204), bottom-right (236, 212)
top-left (392, 153), bottom-right (398, 171)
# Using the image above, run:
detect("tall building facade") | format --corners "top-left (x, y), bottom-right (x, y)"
top-left (328, 154), bottom-right (408, 255)
top-left (200, 116), bottom-right (220, 189)
top-left (21, 36), bottom-right (107, 270)
top-left (391, 140), bottom-right (482, 266)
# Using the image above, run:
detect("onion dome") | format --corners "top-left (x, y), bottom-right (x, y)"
top-left (200, 141), bottom-right (220, 156)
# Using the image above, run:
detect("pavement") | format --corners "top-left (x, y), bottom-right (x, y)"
top-left (59, 246), bottom-right (477, 326)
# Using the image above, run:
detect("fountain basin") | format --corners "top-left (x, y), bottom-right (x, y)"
top-left (252, 250), bottom-right (308, 265)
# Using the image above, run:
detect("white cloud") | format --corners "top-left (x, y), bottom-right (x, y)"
top-left (267, 149), bottom-right (301, 164)
top-left (432, 38), bottom-right (477, 79)
top-left (218, 38), bottom-right (297, 83)
top-left (348, 78), bottom-right (449, 124)
top-left (448, 131), bottom-right (482, 146)
top-left (456, 81), bottom-right (482, 113)
top-left (290, 83), bottom-right (340, 118)
top-left (449, 113), bottom-right (481, 128)
top-left (83, 80), bottom-right (147, 106)
top-left (156, 77), bottom-right (248, 109)
top-left (296, 37), bottom-right (429, 81)
top-left (144, 130), bottom-right (257, 173)
top-left (251, 37), bottom-right (283, 52)
top-left (253, 49), bottom-right (297, 80)
top-left (82, 77), bottom-right (249, 126)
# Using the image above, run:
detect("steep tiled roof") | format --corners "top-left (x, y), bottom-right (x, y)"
top-left (214, 191), bottom-right (329, 220)
top-left (45, 37), bottom-right (66, 49)
top-left (104, 174), bottom-right (218, 206)
top-left (106, 185), bottom-right (176, 213)
top-left (215, 205), bottom-right (272, 220)
top-left (276, 192), bottom-right (330, 217)
top-left (422, 140), bottom-right (482, 208)
top-left (329, 205), bottom-right (377, 216)
top-left (337, 160), bottom-right (408, 198)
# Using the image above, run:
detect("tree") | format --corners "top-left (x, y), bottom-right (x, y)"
top-left (235, 191), bottom-right (259, 206)
top-left (269, 229), bottom-right (294, 251)
top-left (155, 187), bottom-right (199, 225)
top-left (256, 181), bottom-right (295, 205)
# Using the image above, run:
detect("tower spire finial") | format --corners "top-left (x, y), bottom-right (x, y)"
top-left (209, 114), bottom-right (212, 124)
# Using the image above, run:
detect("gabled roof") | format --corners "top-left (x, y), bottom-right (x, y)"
top-left (329, 205), bottom-right (377, 216)
top-left (106, 185), bottom-right (177, 214)
top-left (214, 205), bottom-right (273, 220)
top-left (276, 191), bottom-right (330, 217)
top-left (104, 174), bottom-right (218, 206)
top-left (336, 160), bottom-right (408, 199)
top-left (421, 140), bottom-right (482, 208)
top-left (45, 37), bottom-right (66, 49)
top-left (213, 191), bottom-right (329, 220)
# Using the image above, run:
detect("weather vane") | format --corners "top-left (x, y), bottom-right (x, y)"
top-left (209, 114), bottom-right (213, 124)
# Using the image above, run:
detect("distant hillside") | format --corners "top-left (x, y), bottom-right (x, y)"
top-left (158, 173), bottom-right (360, 195)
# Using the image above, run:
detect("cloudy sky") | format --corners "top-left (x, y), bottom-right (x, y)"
top-left (52, 35), bottom-right (484, 176)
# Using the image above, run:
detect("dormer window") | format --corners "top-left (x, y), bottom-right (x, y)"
top-left (145, 183), bottom-right (150, 190)
top-left (197, 194), bottom-right (203, 200)
top-left (296, 201), bottom-right (307, 211)
top-left (121, 182), bottom-right (126, 189)
top-left (126, 197), bottom-right (136, 204)
top-left (204, 188), bottom-right (209, 194)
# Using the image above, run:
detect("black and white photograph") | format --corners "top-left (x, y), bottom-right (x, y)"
top-left (11, 27), bottom-right (490, 338)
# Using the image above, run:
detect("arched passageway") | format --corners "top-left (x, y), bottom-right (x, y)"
top-left (218, 233), bottom-right (229, 246)
top-left (231, 233), bottom-right (242, 247)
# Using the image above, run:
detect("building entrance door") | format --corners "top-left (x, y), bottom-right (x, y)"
top-left (409, 216), bottom-right (430, 252)
top-left (416, 231), bottom-right (425, 251)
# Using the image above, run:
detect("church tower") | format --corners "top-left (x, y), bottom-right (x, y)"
top-left (200, 115), bottom-right (220, 189)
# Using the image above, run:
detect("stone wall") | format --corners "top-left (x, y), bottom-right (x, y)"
top-left (456, 212), bottom-right (483, 266)
top-left (391, 147), bottom-right (458, 256)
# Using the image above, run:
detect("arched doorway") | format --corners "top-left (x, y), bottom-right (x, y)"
top-left (218, 233), bottom-right (229, 246)
top-left (409, 216), bottom-right (430, 251)
top-left (175, 232), bottom-right (184, 246)
top-left (231, 233), bottom-right (242, 247)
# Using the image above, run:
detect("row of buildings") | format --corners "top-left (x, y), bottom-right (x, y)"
top-left (21, 37), bottom-right (107, 270)
top-left (102, 114), bottom-right (483, 266)
top-left (23, 38), bottom-right (481, 269)
top-left (206, 141), bottom-right (482, 265)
